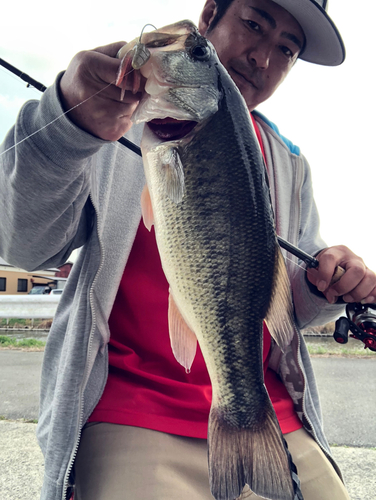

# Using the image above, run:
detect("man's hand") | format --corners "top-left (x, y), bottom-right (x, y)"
top-left (59, 41), bottom-right (143, 141)
top-left (307, 245), bottom-right (376, 304)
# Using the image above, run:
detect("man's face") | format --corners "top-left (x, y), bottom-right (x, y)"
top-left (199, 0), bottom-right (305, 110)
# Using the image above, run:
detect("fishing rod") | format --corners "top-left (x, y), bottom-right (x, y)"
top-left (0, 57), bottom-right (139, 155)
top-left (3, 59), bottom-right (376, 351)
top-left (0, 58), bottom-right (47, 93)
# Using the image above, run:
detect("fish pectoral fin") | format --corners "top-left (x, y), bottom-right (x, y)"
top-left (168, 292), bottom-right (197, 372)
top-left (265, 246), bottom-right (295, 351)
top-left (159, 147), bottom-right (185, 204)
top-left (141, 184), bottom-right (154, 231)
top-left (208, 398), bottom-right (297, 500)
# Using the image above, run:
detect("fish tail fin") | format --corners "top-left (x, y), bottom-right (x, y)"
top-left (208, 401), bottom-right (296, 500)
top-left (265, 246), bottom-right (295, 351)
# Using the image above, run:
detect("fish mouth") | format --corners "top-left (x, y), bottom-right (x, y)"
top-left (147, 118), bottom-right (198, 141)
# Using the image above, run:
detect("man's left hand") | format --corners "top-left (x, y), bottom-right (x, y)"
top-left (307, 245), bottom-right (376, 304)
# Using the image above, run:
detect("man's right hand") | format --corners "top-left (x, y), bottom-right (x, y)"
top-left (59, 41), bottom-right (143, 141)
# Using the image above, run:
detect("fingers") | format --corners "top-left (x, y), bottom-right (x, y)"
top-left (341, 270), bottom-right (376, 303)
top-left (59, 41), bottom-right (144, 141)
top-left (307, 246), bottom-right (376, 304)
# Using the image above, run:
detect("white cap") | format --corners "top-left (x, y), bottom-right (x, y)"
top-left (272, 0), bottom-right (345, 65)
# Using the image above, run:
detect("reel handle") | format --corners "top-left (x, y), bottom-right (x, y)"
top-left (333, 317), bottom-right (350, 344)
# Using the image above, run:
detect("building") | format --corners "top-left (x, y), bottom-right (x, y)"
top-left (0, 257), bottom-right (71, 295)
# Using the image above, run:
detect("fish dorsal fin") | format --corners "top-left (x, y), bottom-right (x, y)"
top-left (168, 291), bottom-right (197, 372)
top-left (140, 184), bottom-right (154, 231)
top-left (265, 246), bottom-right (295, 351)
top-left (159, 146), bottom-right (185, 204)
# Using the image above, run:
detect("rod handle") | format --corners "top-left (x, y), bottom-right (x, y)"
top-left (330, 266), bottom-right (345, 285)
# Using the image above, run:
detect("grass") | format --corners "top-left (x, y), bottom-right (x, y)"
top-left (304, 321), bottom-right (376, 357)
top-left (306, 341), bottom-right (376, 357)
top-left (0, 415), bottom-right (38, 424)
top-left (0, 318), bottom-right (52, 329)
top-left (0, 335), bottom-right (46, 350)
top-left (1, 319), bottom-right (375, 356)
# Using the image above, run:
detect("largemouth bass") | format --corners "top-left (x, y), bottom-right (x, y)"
top-left (117, 21), bottom-right (300, 500)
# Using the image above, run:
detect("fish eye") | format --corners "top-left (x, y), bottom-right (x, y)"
top-left (185, 33), bottom-right (211, 61)
top-left (191, 44), bottom-right (211, 61)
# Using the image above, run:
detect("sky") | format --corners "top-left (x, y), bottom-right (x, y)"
top-left (1, 0), bottom-right (375, 272)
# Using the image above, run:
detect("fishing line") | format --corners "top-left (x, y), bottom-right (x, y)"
top-left (139, 24), bottom-right (158, 41)
top-left (0, 68), bottom-right (137, 159)
top-left (283, 255), bottom-right (307, 273)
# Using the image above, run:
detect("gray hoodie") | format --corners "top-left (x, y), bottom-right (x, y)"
top-left (0, 76), bottom-right (345, 500)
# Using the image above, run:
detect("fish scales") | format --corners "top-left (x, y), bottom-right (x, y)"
top-left (161, 92), bottom-right (277, 423)
top-left (117, 20), bottom-right (300, 500)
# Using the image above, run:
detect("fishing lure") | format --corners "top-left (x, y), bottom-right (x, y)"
top-left (130, 23), bottom-right (158, 69)
top-left (132, 24), bottom-right (157, 69)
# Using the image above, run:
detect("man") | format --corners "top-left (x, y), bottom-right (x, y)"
top-left (0, 1), bottom-right (375, 499)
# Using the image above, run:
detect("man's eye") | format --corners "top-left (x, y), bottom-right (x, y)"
top-left (280, 46), bottom-right (293, 58)
top-left (247, 20), bottom-right (261, 32)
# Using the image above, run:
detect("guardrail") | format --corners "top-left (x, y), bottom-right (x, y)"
top-left (0, 295), bottom-right (60, 319)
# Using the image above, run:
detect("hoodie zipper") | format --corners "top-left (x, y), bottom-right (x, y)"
top-left (294, 326), bottom-right (343, 477)
top-left (288, 164), bottom-right (323, 448)
top-left (62, 192), bottom-right (105, 500)
top-left (291, 178), bottom-right (344, 478)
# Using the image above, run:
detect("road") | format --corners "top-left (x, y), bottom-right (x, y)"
top-left (1, 350), bottom-right (375, 446)
top-left (0, 350), bottom-right (375, 499)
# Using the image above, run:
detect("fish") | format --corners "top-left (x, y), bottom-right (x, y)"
top-left (116, 20), bottom-right (300, 500)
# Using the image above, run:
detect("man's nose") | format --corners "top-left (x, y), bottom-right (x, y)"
top-left (247, 42), bottom-right (271, 69)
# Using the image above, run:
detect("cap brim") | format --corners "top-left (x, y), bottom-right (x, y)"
top-left (272, 0), bottom-right (345, 66)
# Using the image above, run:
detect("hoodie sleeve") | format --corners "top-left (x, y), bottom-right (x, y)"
top-left (0, 73), bottom-right (107, 272)
top-left (290, 154), bottom-right (345, 328)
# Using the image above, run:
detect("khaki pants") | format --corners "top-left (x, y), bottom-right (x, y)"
top-left (74, 424), bottom-right (350, 500)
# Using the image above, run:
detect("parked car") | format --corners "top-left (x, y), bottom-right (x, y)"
top-left (28, 286), bottom-right (49, 295)
top-left (49, 289), bottom-right (64, 296)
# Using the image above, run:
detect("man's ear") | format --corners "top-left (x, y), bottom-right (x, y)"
top-left (198, 0), bottom-right (218, 35)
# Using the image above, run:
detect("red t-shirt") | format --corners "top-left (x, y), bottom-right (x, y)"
top-left (89, 116), bottom-right (302, 436)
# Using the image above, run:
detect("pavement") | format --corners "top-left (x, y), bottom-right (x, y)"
top-left (0, 350), bottom-right (375, 499)
top-left (0, 351), bottom-right (42, 420)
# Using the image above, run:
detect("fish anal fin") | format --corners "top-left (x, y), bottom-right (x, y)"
top-left (140, 184), bottom-right (154, 231)
top-left (265, 246), bottom-right (295, 351)
top-left (208, 400), bottom-right (296, 500)
top-left (168, 292), bottom-right (197, 372)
